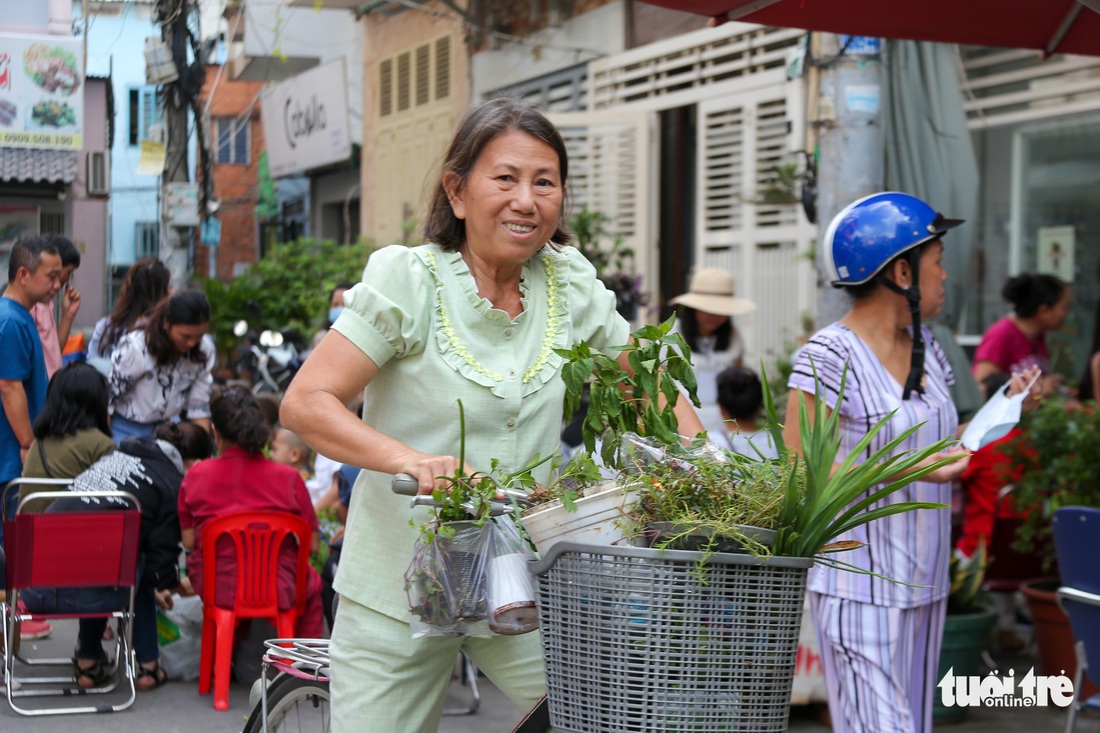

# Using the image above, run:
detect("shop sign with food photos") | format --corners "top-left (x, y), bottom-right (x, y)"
top-left (0, 34), bottom-right (84, 150)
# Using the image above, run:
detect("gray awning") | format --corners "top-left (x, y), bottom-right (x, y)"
top-left (0, 147), bottom-right (78, 184)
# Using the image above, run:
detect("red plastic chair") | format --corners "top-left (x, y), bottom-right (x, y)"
top-left (197, 511), bottom-right (312, 711)
top-left (2, 486), bottom-right (142, 716)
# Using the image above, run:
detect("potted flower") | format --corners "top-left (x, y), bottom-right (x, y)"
top-left (933, 540), bottom-right (997, 724)
top-left (1006, 400), bottom-right (1100, 697)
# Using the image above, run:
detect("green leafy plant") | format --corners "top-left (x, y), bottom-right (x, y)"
top-left (948, 539), bottom-right (989, 614)
top-left (629, 451), bottom-right (802, 554)
top-left (201, 237), bottom-right (375, 363)
top-left (556, 313), bottom-right (700, 468)
top-left (569, 205), bottom-right (633, 278)
top-left (570, 206), bottom-right (646, 318)
top-left (1007, 400), bottom-right (1100, 572)
top-left (764, 364), bottom-right (957, 564)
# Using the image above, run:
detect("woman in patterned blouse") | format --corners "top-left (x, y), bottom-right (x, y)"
top-left (108, 290), bottom-right (215, 444)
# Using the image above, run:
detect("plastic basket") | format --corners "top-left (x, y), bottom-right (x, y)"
top-left (530, 542), bottom-right (813, 733)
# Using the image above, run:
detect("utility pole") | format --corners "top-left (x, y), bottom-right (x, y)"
top-left (159, 0), bottom-right (193, 290)
top-left (814, 34), bottom-right (884, 327)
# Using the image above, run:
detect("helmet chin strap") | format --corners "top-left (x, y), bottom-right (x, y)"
top-left (875, 248), bottom-right (925, 400)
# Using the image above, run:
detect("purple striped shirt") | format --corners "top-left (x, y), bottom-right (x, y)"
top-left (788, 323), bottom-right (957, 608)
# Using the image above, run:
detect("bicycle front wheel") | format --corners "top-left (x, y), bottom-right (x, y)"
top-left (243, 673), bottom-right (331, 733)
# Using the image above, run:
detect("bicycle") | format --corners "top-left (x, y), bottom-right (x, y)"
top-left (241, 475), bottom-right (550, 733)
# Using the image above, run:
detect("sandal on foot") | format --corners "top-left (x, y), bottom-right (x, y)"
top-left (74, 658), bottom-right (111, 689)
top-left (135, 662), bottom-right (167, 691)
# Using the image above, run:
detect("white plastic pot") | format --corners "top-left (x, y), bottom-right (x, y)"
top-left (520, 481), bottom-right (640, 555)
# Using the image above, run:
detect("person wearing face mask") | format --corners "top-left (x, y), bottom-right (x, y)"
top-left (306, 282), bottom-right (357, 358)
top-left (108, 290), bottom-right (215, 442)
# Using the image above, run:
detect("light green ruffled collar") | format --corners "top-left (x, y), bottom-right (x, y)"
top-left (423, 248), bottom-right (561, 386)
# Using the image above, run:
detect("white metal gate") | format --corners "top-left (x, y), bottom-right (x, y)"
top-left (695, 88), bottom-right (816, 369)
top-left (549, 109), bottom-right (658, 314)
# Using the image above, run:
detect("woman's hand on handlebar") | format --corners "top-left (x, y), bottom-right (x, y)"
top-left (394, 451), bottom-right (477, 495)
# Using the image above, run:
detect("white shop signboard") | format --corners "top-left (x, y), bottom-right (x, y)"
top-left (261, 58), bottom-right (352, 178)
top-left (0, 34), bottom-right (84, 150)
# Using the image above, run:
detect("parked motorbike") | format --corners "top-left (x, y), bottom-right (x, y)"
top-left (232, 318), bottom-right (304, 394)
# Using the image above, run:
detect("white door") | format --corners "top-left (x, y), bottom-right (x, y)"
top-left (548, 109), bottom-right (658, 322)
top-left (695, 87), bottom-right (816, 373)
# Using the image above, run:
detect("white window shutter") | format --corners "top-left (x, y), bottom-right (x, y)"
top-left (548, 109), bottom-right (657, 318)
top-left (696, 88), bottom-right (815, 371)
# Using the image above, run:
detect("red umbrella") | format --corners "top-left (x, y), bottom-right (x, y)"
top-left (638, 0), bottom-right (1100, 56)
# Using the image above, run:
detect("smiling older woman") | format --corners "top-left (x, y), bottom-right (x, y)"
top-left (281, 98), bottom-right (702, 731)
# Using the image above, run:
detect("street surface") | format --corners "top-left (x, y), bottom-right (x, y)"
top-left (2, 619), bottom-right (1097, 732)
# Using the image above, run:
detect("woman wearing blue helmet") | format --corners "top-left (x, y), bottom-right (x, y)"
top-left (783, 191), bottom-right (972, 733)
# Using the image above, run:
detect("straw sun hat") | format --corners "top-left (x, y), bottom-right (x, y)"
top-left (668, 267), bottom-right (757, 317)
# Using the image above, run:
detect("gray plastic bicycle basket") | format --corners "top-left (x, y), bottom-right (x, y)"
top-left (529, 542), bottom-right (813, 733)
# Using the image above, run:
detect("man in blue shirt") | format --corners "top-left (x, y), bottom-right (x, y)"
top-left (1, 236), bottom-right (62, 641)
top-left (1, 236), bottom-right (62, 505)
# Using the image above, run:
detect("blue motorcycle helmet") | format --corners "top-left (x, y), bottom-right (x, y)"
top-left (823, 192), bottom-right (963, 286)
top-left (823, 192), bottom-right (964, 399)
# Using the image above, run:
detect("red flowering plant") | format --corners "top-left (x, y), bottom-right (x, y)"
top-left (1007, 399), bottom-right (1100, 572)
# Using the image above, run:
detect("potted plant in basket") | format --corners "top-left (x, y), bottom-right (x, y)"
top-left (1005, 399), bottom-right (1100, 695)
top-left (535, 314), bottom-right (961, 566)
top-left (525, 325), bottom-right (962, 733)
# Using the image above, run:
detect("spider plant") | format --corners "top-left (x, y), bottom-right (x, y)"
top-left (763, 362), bottom-right (959, 567)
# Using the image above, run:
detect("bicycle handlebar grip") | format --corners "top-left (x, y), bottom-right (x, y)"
top-left (391, 473), bottom-right (420, 496)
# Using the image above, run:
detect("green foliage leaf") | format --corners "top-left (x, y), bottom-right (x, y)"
top-left (202, 237), bottom-right (375, 364)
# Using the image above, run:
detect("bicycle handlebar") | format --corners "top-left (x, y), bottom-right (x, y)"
top-left (391, 473), bottom-right (420, 496)
top-left (390, 472), bottom-right (531, 515)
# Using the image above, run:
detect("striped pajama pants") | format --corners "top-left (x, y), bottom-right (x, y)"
top-left (809, 591), bottom-right (947, 733)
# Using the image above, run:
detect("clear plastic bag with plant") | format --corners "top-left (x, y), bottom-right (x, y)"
top-left (405, 520), bottom-right (494, 638)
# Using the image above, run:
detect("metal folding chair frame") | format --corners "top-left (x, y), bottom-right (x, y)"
top-left (1056, 585), bottom-right (1100, 733)
top-left (2, 484), bottom-right (142, 716)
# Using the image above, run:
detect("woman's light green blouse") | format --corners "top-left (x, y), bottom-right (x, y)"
top-left (331, 243), bottom-right (630, 619)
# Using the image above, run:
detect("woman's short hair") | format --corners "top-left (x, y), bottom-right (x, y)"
top-left (32, 362), bottom-right (111, 440)
top-left (155, 421), bottom-right (215, 461)
top-left (423, 97), bottom-right (571, 250)
top-left (211, 386), bottom-right (271, 454)
top-left (1002, 273), bottom-right (1067, 318)
top-left (145, 290), bottom-right (211, 365)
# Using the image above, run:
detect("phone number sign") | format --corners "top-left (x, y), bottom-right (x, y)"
top-left (0, 34), bottom-right (85, 150)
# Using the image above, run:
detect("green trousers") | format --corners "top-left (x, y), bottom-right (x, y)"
top-left (330, 595), bottom-right (546, 732)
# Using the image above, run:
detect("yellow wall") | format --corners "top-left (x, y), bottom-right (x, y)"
top-left (361, 6), bottom-right (470, 247)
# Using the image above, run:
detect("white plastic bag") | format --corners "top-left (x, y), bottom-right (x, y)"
top-left (157, 594), bottom-right (204, 681)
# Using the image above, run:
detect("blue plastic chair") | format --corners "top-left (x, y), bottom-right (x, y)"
top-left (1052, 506), bottom-right (1100, 733)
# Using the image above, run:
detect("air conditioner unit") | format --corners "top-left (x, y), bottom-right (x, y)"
top-left (87, 151), bottom-right (109, 196)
